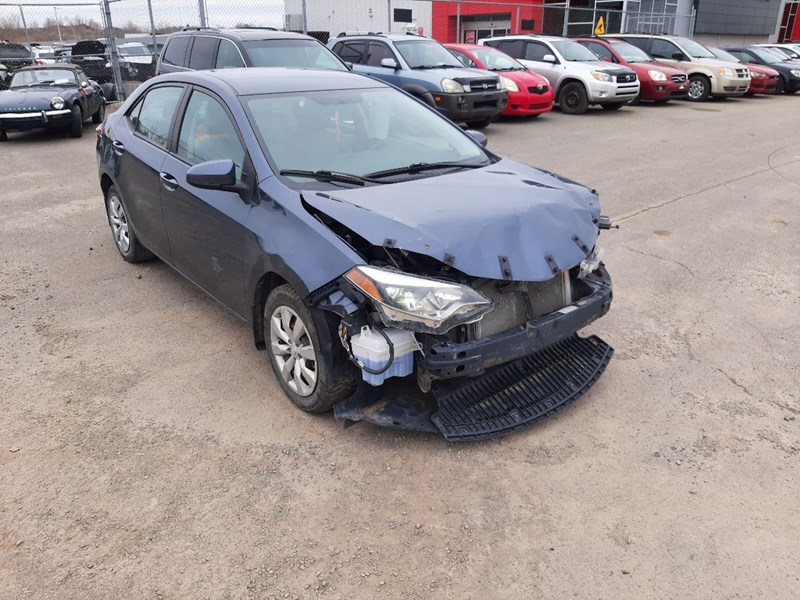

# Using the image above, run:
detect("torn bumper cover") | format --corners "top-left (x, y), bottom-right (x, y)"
top-left (334, 268), bottom-right (613, 441)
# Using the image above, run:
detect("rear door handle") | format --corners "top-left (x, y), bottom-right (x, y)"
top-left (111, 140), bottom-right (125, 155)
top-left (159, 172), bottom-right (178, 191)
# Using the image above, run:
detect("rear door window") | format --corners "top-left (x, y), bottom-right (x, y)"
top-left (163, 36), bottom-right (191, 67)
top-left (497, 40), bottom-right (524, 59)
top-left (650, 39), bottom-right (679, 59)
top-left (128, 85), bottom-right (184, 147)
top-left (189, 36), bottom-right (219, 70)
top-left (216, 39), bottom-right (245, 68)
top-left (335, 41), bottom-right (367, 64)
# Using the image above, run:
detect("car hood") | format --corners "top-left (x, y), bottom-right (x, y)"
top-left (690, 57), bottom-right (748, 70)
top-left (426, 67), bottom-right (498, 82)
top-left (0, 87), bottom-right (72, 109)
top-left (302, 158), bottom-right (601, 282)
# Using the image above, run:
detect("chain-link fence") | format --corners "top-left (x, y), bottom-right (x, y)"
top-left (1, 0), bottom-right (696, 96)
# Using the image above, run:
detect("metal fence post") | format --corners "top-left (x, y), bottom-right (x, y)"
top-left (562, 0), bottom-right (570, 37)
top-left (147, 0), bottom-right (158, 62)
top-left (516, 5), bottom-right (521, 34)
top-left (18, 5), bottom-right (33, 57)
top-left (198, 0), bottom-right (207, 27)
top-left (456, 1), bottom-right (461, 42)
top-left (387, 0), bottom-right (392, 32)
top-left (301, 0), bottom-right (308, 34)
top-left (101, 0), bottom-right (126, 101)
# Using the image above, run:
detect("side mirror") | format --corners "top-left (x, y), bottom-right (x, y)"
top-left (465, 129), bottom-right (488, 147)
top-left (380, 57), bottom-right (399, 69)
top-left (80, 81), bottom-right (90, 88)
top-left (186, 159), bottom-right (237, 190)
top-left (344, 61), bottom-right (353, 71)
top-left (672, 52), bottom-right (687, 61)
top-left (542, 54), bottom-right (557, 64)
top-left (601, 56), bottom-right (613, 62)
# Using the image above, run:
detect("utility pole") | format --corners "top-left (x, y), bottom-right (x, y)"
top-left (301, 0), bottom-right (308, 33)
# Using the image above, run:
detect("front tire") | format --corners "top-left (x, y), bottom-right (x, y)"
top-left (105, 184), bottom-right (154, 263)
top-left (0, 129), bottom-right (7, 141)
top-left (601, 102), bottom-right (625, 111)
top-left (265, 284), bottom-right (356, 413)
top-left (687, 74), bottom-right (711, 102)
top-left (69, 105), bottom-right (83, 138)
top-left (558, 82), bottom-right (589, 115)
top-left (776, 77), bottom-right (786, 94)
top-left (465, 117), bottom-right (493, 129)
top-left (92, 101), bottom-right (105, 124)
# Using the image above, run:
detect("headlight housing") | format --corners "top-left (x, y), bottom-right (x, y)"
top-left (718, 67), bottom-right (736, 77)
top-left (345, 265), bottom-right (492, 334)
top-left (791, 70), bottom-right (800, 77)
top-left (50, 97), bottom-right (65, 110)
top-left (500, 76), bottom-right (519, 92)
top-left (648, 69), bottom-right (667, 81)
top-left (749, 70), bottom-right (765, 78)
top-left (591, 70), bottom-right (613, 82)
top-left (441, 78), bottom-right (465, 94)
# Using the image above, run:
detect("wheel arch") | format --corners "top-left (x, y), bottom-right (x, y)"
top-left (555, 77), bottom-right (587, 99)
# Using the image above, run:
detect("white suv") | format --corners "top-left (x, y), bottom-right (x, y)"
top-left (480, 35), bottom-right (640, 114)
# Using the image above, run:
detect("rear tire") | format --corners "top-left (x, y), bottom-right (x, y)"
top-left (69, 105), bottom-right (83, 138)
top-left (92, 101), bottom-right (105, 124)
top-left (264, 284), bottom-right (356, 413)
top-left (687, 74), bottom-right (711, 102)
top-left (105, 184), bottom-right (154, 263)
top-left (557, 82), bottom-right (589, 115)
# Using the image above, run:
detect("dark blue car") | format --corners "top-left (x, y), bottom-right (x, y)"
top-left (96, 67), bottom-right (614, 441)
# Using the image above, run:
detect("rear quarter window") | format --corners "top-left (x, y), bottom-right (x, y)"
top-left (163, 36), bottom-right (191, 66)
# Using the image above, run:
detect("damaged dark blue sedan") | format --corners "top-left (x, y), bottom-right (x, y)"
top-left (96, 68), bottom-right (614, 441)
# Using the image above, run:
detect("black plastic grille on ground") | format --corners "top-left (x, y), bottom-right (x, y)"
top-left (431, 335), bottom-right (613, 442)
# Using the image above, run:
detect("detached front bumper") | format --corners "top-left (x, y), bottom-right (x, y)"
top-left (0, 108), bottom-right (72, 131)
top-left (433, 90), bottom-right (508, 122)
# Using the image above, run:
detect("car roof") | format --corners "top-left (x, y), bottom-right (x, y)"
top-left (17, 63), bottom-right (82, 71)
top-left (173, 28), bottom-right (316, 42)
top-left (331, 33), bottom-right (431, 43)
top-left (157, 67), bottom-right (386, 96)
top-left (483, 34), bottom-right (565, 42)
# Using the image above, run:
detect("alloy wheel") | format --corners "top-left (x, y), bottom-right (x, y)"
top-left (688, 79), bottom-right (705, 100)
top-left (269, 306), bottom-right (318, 396)
top-left (107, 195), bottom-right (130, 253)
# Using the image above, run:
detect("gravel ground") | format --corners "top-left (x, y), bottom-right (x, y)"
top-left (1, 95), bottom-right (798, 600)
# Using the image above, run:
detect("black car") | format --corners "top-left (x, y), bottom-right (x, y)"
top-left (0, 41), bottom-right (34, 90)
top-left (155, 27), bottom-right (348, 75)
top-left (724, 46), bottom-right (800, 94)
top-left (0, 64), bottom-right (105, 140)
top-left (96, 68), bottom-right (614, 441)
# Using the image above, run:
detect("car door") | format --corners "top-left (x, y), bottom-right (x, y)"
top-left (111, 84), bottom-right (185, 261)
top-left (649, 38), bottom-right (684, 69)
top-left (159, 87), bottom-right (252, 316)
top-left (76, 68), bottom-right (100, 115)
top-left (358, 41), bottom-right (404, 86)
top-left (519, 41), bottom-right (560, 88)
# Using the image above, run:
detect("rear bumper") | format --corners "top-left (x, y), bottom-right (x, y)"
top-left (434, 90), bottom-right (508, 122)
top-left (422, 266), bottom-right (613, 380)
top-left (640, 78), bottom-right (688, 100)
top-left (0, 108), bottom-right (72, 131)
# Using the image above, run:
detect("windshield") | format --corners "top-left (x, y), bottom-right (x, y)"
top-left (610, 41), bottom-right (652, 63)
top-left (10, 68), bottom-right (74, 88)
top-left (770, 46), bottom-right (800, 59)
top-left (119, 44), bottom-right (149, 56)
top-left (550, 40), bottom-right (601, 62)
top-left (243, 39), bottom-right (347, 70)
top-left (675, 37), bottom-right (715, 59)
top-left (395, 39), bottom-right (464, 69)
top-left (471, 46), bottom-right (524, 71)
top-left (245, 87), bottom-right (487, 183)
top-left (751, 48), bottom-right (784, 64)
top-left (708, 47), bottom-right (740, 63)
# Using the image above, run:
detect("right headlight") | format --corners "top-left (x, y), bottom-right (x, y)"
top-left (50, 96), bottom-right (65, 110)
top-left (749, 70), bottom-right (765, 78)
top-left (345, 265), bottom-right (492, 334)
top-left (441, 78), bottom-right (465, 94)
top-left (648, 70), bottom-right (667, 81)
top-left (591, 70), bottom-right (613, 82)
top-left (791, 70), bottom-right (800, 77)
top-left (718, 67), bottom-right (736, 77)
top-left (500, 76), bottom-right (519, 92)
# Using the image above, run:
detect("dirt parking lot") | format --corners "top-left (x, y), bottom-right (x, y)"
top-left (1, 97), bottom-right (799, 600)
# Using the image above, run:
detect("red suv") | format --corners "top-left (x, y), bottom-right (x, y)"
top-left (446, 43), bottom-right (554, 118)
top-left (576, 37), bottom-right (688, 104)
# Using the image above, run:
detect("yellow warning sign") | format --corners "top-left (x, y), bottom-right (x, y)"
top-left (594, 16), bottom-right (606, 35)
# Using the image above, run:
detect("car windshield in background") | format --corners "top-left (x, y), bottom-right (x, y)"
top-left (10, 68), bottom-right (74, 88)
top-left (610, 41), bottom-right (652, 63)
top-left (245, 87), bottom-right (487, 183)
top-left (751, 48), bottom-right (784, 63)
top-left (550, 40), bottom-right (601, 62)
top-left (774, 47), bottom-right (800, 59)
top-left (120, 45), bottom-right (149, 57)
top-left (472, 47), bottom-right (524, 71)
top-left (395, 40), bottom-right (464, 69)
top-left (242, 39), bottom-right (347, 70)
top-left (675, 38), bottom-right (716, 59)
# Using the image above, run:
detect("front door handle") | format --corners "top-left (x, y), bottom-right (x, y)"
top-left (112, 140), bottom-right (125, 155)
top-left (159, 172), bottom-right (178, 191)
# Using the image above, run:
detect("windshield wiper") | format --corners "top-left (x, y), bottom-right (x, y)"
top-left (279, 169), bottom-right (382, 186)
top-left (412, 64), bottom-right (454, 70)
top-left (366, 161), bottom-right (486, 179)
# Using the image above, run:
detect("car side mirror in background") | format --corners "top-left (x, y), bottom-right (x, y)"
top-left (601, 56), bottom-right (613, 62)
top-left (186, 159), bottom-right (238, 190)
top-left (542, 54), bottom-right (557, 64)
top-left (81, 81), bottom-right (90, 88)
top-left (381, 58), bottom-right (399, 70)
top-left (465, 130), bottom-right (488, 148)
top-left (672, 52), bottom-right (687, 61)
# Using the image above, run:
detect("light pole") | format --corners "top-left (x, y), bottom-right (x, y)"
top-left (54, 6), bottom-right (63, 44)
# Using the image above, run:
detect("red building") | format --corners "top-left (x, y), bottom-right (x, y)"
top-left (432, 1), bottom-right (545, 44)
top-left (779, 0), bottom-right (800, 42)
